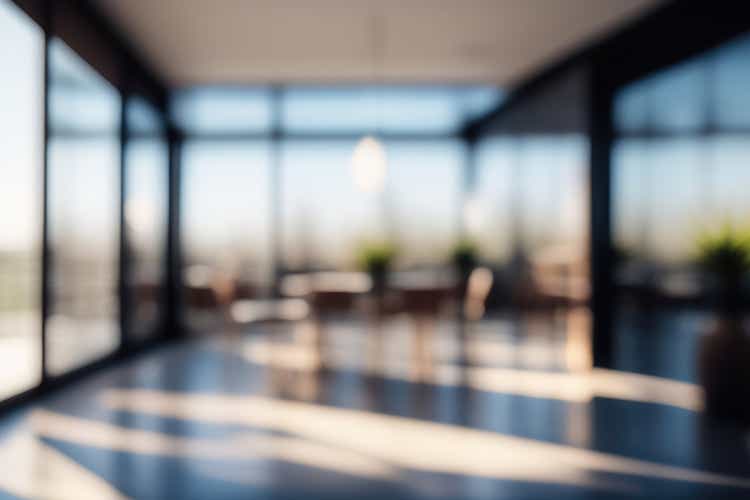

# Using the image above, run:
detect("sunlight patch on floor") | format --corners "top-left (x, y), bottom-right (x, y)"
top-left (95, 389), bottom-right (738, 491)
top-left (0, 430), bottom-right (130, 500)
top-left (238, 337), bottom-right (703, 411)
top-left (28, 409), bottom-right (395, 482)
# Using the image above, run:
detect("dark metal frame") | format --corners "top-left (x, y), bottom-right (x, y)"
top-left (119, 87), bottom-right (130, 352)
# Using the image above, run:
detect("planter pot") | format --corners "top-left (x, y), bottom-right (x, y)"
top-left (368, 265), bottom-right (388, 297)
top-left (698, 316), bottom-right (750, 424)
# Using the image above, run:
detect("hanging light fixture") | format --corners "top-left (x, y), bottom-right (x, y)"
top-left (352, 8), bottom-right (386, 194)
top-left (352, 135), bottom-right (387, 192)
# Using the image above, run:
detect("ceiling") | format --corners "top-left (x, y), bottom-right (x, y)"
top-left (93, 0), bottom-right (663, 87)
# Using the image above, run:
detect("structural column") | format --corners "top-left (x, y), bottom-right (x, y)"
top-left (588, 62), bottom-right (615, 368)
top-left (165, 128), bottom-right (184, 339)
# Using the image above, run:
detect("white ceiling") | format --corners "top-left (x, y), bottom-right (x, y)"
top-left (94, 0), bottom-right (662, 87)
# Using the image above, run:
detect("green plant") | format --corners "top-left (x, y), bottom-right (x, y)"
top-left (356, 241), bottom-right (396, 274)
top-left (451, 238), bottom-right (479, 267)
top-left (696, 225), bottom-right (750, 283)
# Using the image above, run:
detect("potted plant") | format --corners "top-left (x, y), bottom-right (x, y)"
top-left (697, 226), bottom-right (750, 314)
top-left (357, 241), bottom-right (396, 296)
top-left (451, 238), bottom-right (479, 283)
top-left (695, 225), bottom-right (750, 423)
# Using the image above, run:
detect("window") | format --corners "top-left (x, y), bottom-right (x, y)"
top-left (172, 87), bottom-right (272, 135)
top-left (279, 139), bottom-right (464, 271)
top-left (280, 86), bottom-right (503, 135)
top-left (385, 140), bottom-right (465, 268)
top-left (182, 140), bottom-right (272, 327)
top-left (125, 97), bottom-right (169, 342)
top-left (0, 0), bottom-right (44, 398)
top-left (47, 39), bottom-right (121, 375)
top-left (280, 139), bottom-right (378, 271)
top-left (474, 135), bottom-right (589, 301)
top-left (176, 85), bottom-right (503, 324)
top-left (473, 137), bottom-right (515, 263)
top-left (613, 31), bottom-right (750, 300)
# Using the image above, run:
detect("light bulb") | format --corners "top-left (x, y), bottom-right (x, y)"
top-left (352, 135), bottom-right (387, 193)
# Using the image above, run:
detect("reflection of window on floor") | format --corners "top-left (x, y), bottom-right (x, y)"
top-left (0, 0), bottom-right (44, 398)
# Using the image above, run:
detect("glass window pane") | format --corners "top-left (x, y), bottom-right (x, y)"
top-left (516, 137), bottom-right (587, 253)
top-left (713, 33), bottom-right (750, 129)
top-left (706, 136), bottom-right (750, 225)
top-left (459, 87), bottom-right (505, 122)
top-left (643, 139), bottom-right (706, 264)
top-left (182, 140), bottom-right (272, 328)
top-left (614, 80), bottom-right (650, 133)
top-left (473, 135), bottom-right (588, 301)
top-left (615, 135), bottom-right (750, 297)
top-left (280, 139), bottom-right (464, 271)
top-left (48, 42), bottom-right (120, 134)
top-left (0, 0), bottom-right (43, 398)
top-left (647, 58), bottom-right (707, 132)
top-left (613, 139), bottom-right (652, 257)
top-left (129, 96), bottom-right (165, 135)
top-left (473, 137), bottom-right (515, 263)
top-left (47, 39), bottom-right (121, 375)
top-left (385, 140), bottom-right (464, 268)
top-left (172, 87), bottom-right (272, 134)
top-left (280, 86), bottom-right (502, 134)
top-left (613, 137), bottom-right (707, 297)
top-left (281, 88), bottom-right (378, 134)
top-left (280, 139), bottom-right (379, 270)
top-left (126, 97), bottom-right (168, 342)
top-left (614, 31), bottom-right (750, 304)
top-left (518, 136), bottom-right (589, 301)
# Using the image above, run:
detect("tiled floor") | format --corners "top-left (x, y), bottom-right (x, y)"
top-left (0, 309), bottom-right (749, 499)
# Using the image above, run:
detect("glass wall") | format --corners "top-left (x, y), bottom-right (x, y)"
top-left (385, 140), bottom-right (465, 269)
top-left (471, 69), bottom-right (590, 308)
top-left (279, 138), bottom-right (463, 271)
top-left (125, 97), bottom-right (169, 342)
top-left (279, 86), bottom-right (502, 135)
top-left (172, 87), bottom-right (272, 135)
top-left (473, 135), bottom-right (589, 306)
top-left (280, 139), bottom-right (372, 271)
top-left (182, 140), bottom-right (273, 327)
top-left (613, 32), bottom-right (750, 303)
top-left (47, 39), bottom-right (121, 375)
top-left (174, 85), bottom-right (501, 329)
top-left (0, 0), bottom-right (44, 399)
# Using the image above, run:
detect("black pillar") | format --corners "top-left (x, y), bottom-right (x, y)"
top-left (270, 87), bottom-right (283, 297)
top-left (118, 93), bottom-right (131, 351)
top-left (588, 62), bottom-right (615, 368)
top-left (165, 128), bottom-right (184, 339)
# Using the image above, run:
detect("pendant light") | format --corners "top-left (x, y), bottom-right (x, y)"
top-left (352, 8), bottom-right (386, 194)
top-left (352, 135), bottom-right (387, 192)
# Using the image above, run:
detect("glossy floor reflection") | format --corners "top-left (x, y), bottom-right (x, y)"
top-left (1, 310), bottom-right (750, 499)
